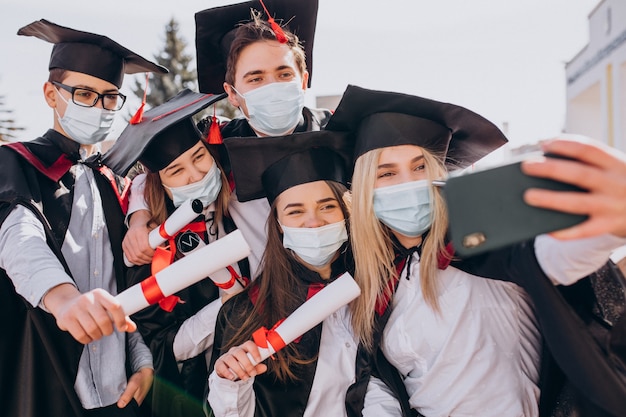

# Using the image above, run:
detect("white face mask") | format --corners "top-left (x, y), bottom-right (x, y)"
top-left (281, 219), bottom-right (348, 267)
top-left (162, 163), bottom-right (222, 208)
top-left (373, 179), bottom-right (433, 237)
top-left (234, 81), bottom-right (305, 136)
top-left (55, 88), bottom-right (116, 145)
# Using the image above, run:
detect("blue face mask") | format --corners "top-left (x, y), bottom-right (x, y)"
top-left (163, 162), bottom-right (222, 208)
top-left (373, 179), bottom-right (433, 237)
top-left (55, 87), bottom-right (116, 145)
top-left (281, 220), bottom-right (348, 267)
top-left (234, 81), bottom-right (305, 136)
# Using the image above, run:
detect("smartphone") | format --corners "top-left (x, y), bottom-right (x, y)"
top-left (442, 154), bottom-right (588, 257)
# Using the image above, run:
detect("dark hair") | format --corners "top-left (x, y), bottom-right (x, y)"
top-left (222, 181), bottom-right (349, 382)
top-left (143, 141), bottom-right (231, 228)
top-left (48, 68), bottom-right (68, 83)
top-left (224, 10), bottom-right (306, 86)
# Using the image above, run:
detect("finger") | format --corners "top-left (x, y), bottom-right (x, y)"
top-left (230, 346), bottom-right (258, 375)
top-left (60, 317), bottom-right (93, 344)
top-left (525, 188), bottom-right (625, 221)
top-left (96, 292), bottom-right (130, 332)
top-left (541, 138), bottom-right (626, 172)
top-left (131, 369), bottom-right (153, 405)
top-left (241, 340), bottom-right (263, 363)
top-left (223, 352), bottom-right (257, 380)
top-left (54, 300), bottom-right (100, 343)
top-left (84, 304), bottom-right (116, 337)
top-left (69, 301), bottom-right (108, 341)
top-left (549, 218), bottom-right (615, 240)
top-left (526, 189), bottom-right (626, 239)
top-left (523, 188), bottom-right (594, 216)
top-left (216, 356), bottom-right (246, 380)
top-left (521, 157), bottom-right (617, 194)
top-left (124, 317), bottom-right (137, 333)
top-left (137, 248), bottom-right (154, 264)
top-left (117, 382), bottom-right (136, 408)
top-left (254, 363), bottom-right (268, 376)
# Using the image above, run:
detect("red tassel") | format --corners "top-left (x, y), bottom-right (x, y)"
top-left (130, 73), bottom-right (150, 125)
top-left (129, 102), bottom-right (145, 125)
top-left (259, 0), bottom-right (288, 44)
top-left (207, 108), bottom-right (223, 144)
top-left (268, 17), bottom-right (287, 43)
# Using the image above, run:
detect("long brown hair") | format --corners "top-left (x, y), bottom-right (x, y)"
top-left (349, 147), bottom-right (449, 350)
top-left (142, 143), bottom-right (231, 228)
top-left (222, 181), bottom-right (350, 382)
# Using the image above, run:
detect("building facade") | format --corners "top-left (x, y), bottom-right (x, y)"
top-left (565, 0), bottom-right (626, 150)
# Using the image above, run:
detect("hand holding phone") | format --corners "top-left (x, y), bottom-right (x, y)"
top-left (442, 153), bottom-right (588, 257)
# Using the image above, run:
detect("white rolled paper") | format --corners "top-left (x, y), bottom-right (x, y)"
top-left (210, 267), bottom-right (245, 294)
top-left (124, 198), bottom-right (204, 267)
top-left (249, 272), bottom-right (361, 364)
top-left (117, 229), bottom-right (250, 316)
top-left (183, 239), bottom-right (245, 295)
top-left (148, 198), bottom-right (205, 248)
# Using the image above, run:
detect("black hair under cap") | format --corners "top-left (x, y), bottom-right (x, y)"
top-left (102, 89), bottom-right (227, 176)
top-left (195, 0), bottom-right (318, 93)
top-left (17, 19), bottom-right (167, 88)
top-left (326, 85), bottom-right (508, 170)
top-left (224, 129), bottom-right (351, 203)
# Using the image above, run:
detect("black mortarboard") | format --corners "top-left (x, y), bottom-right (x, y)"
top-left (102, 89), bottom-right (227, 176)
top-left (17, 19), bottom-right (168, 88)
top-left (195, 0), bottom-right (318, 93)
top-left (326, 85), bottom-right (508, 170)
top-left (224, 130), bottom-right (351, 203)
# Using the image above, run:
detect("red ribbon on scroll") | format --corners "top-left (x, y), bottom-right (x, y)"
top-left (252, 319), bottom-right (287, 357)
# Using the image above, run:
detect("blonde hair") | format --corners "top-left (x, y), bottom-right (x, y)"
top-left (349, 146), bottom-right (450, 349)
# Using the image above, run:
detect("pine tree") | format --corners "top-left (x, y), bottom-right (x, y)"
top-left (0, 94), bottom-right (25, 143)
top-left (128, 17), bottom-right (237, 122)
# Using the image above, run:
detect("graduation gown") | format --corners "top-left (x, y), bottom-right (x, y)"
top-left (0, 130), bottom-right (130, 417)
top-left (127, 208), bottom-right (249, 417)
top-left (204, 106), bottom-right (332, 175)
top-left (207, 248), bottom-right (413, 417)
top-left (452, 239), bottom-right (626, 417)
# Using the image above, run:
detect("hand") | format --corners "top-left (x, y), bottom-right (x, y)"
top-left (214, 340), bottom-right (267, 381)
top-left (44, 284), bottom-right (137, 344)
top-left (521, 135), bottom-right (626, 239)
top-left (123, 210), bottom-right (155, 265)
top-left (117, 367), bottom-right (154, 408)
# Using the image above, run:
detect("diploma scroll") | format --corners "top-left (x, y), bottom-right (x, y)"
top-left (124, 198), bottom-right (204, 267)
top-left (247, 272), bottom-right (361, 365)
top-left (180, 238), bottom-right (246, 295)
top-left (117, 229), bottom-right (250, 316)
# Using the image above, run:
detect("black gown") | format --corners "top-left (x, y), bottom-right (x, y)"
top-left (126, 206), bottom-right (249, 417)
top-left (207, 247), bottom-right (414, 417)
top-left (200, 106), bottom-right (332, 175)
top-left (0, 130), bottom-right (130, 417)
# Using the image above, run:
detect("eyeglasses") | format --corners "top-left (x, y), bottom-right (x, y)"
top-left (52, 81), bottom-right (127, 111)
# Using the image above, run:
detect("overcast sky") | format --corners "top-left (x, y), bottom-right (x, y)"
top-left (0, 0), bottom-right (599, 156)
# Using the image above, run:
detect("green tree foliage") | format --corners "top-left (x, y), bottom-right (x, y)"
top-left (128, 17), bottom-right (237, 122)
top-left (0, 94), bottom-right (25, 143)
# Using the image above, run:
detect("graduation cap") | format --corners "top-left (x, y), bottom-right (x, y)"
top-left (326, 85), bottom-right (508, 170)
top-left (17, 19), bottom-right (168, 88)
top-left (195, 0), bottom-right (318, 93)
top-left (102, 89), bottom-right (227, 176)
top-left (224, 130), bottom-right (351, 204)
